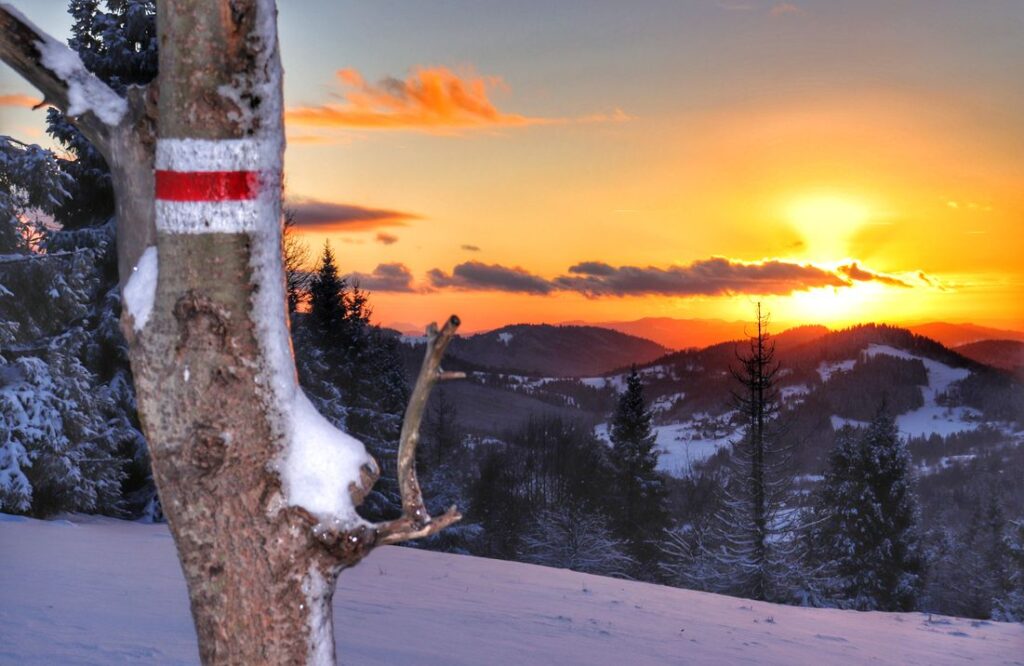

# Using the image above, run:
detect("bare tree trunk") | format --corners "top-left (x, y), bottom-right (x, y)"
top-left (0, 2), bottom-right (461, 663)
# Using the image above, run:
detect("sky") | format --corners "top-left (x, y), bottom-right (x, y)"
top-left (2, 0), bottom-right (1023, 333)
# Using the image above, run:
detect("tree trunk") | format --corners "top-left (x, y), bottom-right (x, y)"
top-left (0, 3), bottom-right (462, 663)
top-left (124, 2), bottom-right (345, 663)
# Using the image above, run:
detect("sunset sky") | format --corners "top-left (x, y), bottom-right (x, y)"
top-left (2, 0), bottom-right (1022, 333)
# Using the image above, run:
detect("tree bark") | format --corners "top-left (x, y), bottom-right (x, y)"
top-left (0, 2), bottom-right (462, 662)
top-left (129, 1), bottom-right (349, 662)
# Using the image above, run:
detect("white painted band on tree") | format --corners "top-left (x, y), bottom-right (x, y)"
top-left (155, 138), bottom-right (274, 172)
top-left (156, 200), bottom-right (261, 234)
top-left (154, 138), bottom-right (278, 234)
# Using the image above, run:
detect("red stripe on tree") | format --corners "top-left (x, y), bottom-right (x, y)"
top-left (155, 170), bottom-right (259, 202)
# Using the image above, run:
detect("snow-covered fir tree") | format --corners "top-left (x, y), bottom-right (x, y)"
top-left (0, 0), bottom-right (155, 517)
top-left (677, 306), bottom-right (801, 602)
top-left (923, 492), bottom-right (1015, 619)
top-left (608, 366), bottom-right (670, 578)
top-left (809, 407), bottom-right (924, 611)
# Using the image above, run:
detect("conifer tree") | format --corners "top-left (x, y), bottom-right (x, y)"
top-left (609, 366), bottom-right (669, 577)
top-left (308, 242), bottom-right (348, 351)
top-left (687, 305), bottom-right (799, 602)
top-left (810, 406), bottom-right (924, 611)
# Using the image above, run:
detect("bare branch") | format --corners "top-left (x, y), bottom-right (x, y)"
top-left (0, 4), bottom-right (124, 155)
top-left (373, 315), bottom-right (465, 545)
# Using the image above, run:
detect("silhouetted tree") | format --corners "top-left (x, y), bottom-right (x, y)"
top-left (609, 366), bottom-right (670, 578)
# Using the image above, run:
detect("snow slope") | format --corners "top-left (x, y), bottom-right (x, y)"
top-left (1, 515), bottom-right (1022, 665)
top-left (862, 344), bottom-right (983, 438)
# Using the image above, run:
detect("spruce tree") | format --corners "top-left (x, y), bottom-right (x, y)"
top-left (689, 305), bottom-right (799, 602)
top-left (810, 406), bottom-right (924, 611)
top-left (609, 366), bottom-right (669, 578)
top-left (308, 242), bottom-right (348, 352)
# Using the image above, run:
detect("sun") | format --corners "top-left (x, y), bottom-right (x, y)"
top-left (775, 280), bottom-right (887, 326)
top-left (786, 195), bottom-right (870, 260)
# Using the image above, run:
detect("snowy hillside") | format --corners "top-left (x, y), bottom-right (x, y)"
top-left (2, 515), bottom-right (1021, 665)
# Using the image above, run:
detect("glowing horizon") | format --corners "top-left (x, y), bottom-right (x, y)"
top-left (2, 0), bottom-right (1021, 333)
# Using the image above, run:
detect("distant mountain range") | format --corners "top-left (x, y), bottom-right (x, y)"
top-left (559, 317), bottom-right (757, 350)
top-left (444, 324), bottom-right (668, 377)
top-left (391, 317), bottom-right (1024, 353)
top-left (955, 339), bottom-right (1024, 377)
top-left (399, 320), bottom-right (1023, 448)
top-left (551, 318), bottom-right (1024, 351)
top-left (905, 322), bottom-right (1024, 347)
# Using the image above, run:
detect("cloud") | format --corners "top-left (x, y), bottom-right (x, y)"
top-left (286, 66), bottom-right (550, 132)
top-left (770, 2), bottom-right (802, 16)
top-left (0, 94), bottom-right (41, 108)
top-left (556, 257), bottom-right (849, 297)
top-left (286, 67), bottom-right (631, 134)
top-left (428, 261), bottom-right (554, 294)
top-left (916, 271), bottom-right (952, 292)
top-left (349, 263), bottom-right (415, 293)
top-left (375, 232), bottom-right (399, 245)
top-left (424, 257), bottom-right (930, 298)
top-left (567, 261), bottom-right (617, 277)
top-left (286, 198), bottom-right (419, 232)
top-left (837, 262), bottom-right (911, 288)
top-left (461, 244), bottom-right (481, 252)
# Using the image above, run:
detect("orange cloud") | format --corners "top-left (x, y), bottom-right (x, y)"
top-left (286, 67), bottom-right (630, 133)
top-left (0, 94), bottom-right (42, 108)
top-left (286, 66), bottom-right (548, 131)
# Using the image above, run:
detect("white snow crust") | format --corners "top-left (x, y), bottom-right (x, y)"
top-left (122, 246), bottom-right (157, 332)
top-left (35, 36), bottom-right (126, 126)
top-left (281, 392), bottom-right (372, 520)
top-left (2, 514), bottom-right (1022, 665)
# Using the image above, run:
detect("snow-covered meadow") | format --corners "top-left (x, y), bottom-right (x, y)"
top-left (2, 514), bottom-right (1021, 665)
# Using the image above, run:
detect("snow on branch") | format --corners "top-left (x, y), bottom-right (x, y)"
top-left (0, 4), bottom-right (126, 146)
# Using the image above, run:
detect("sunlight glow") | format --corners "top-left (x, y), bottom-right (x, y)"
top-left (786, 195), bottom-right (870, 260)
top-left (779, 281), bottom-right (888, 326)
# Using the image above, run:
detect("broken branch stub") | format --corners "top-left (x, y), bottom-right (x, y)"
top-left (374, 315), bottom-right (465, 546)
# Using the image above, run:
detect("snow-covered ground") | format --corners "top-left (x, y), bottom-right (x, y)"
top-left (863, 344), bottom-right (983, 438)
top-left (596, 413), bottom-right (739, 477)
top-left (817, 359), bottom-right (857, 381)
top-left (651, 416), bottom-right (739, 476)
top-left (1, 515), bottom-right (1021, 665)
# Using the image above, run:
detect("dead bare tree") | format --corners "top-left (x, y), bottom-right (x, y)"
top-left (0, 2), bottom-right (462, 663)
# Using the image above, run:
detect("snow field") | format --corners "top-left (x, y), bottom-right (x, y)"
top-left (1, 515), bottom-right (1021, 665)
